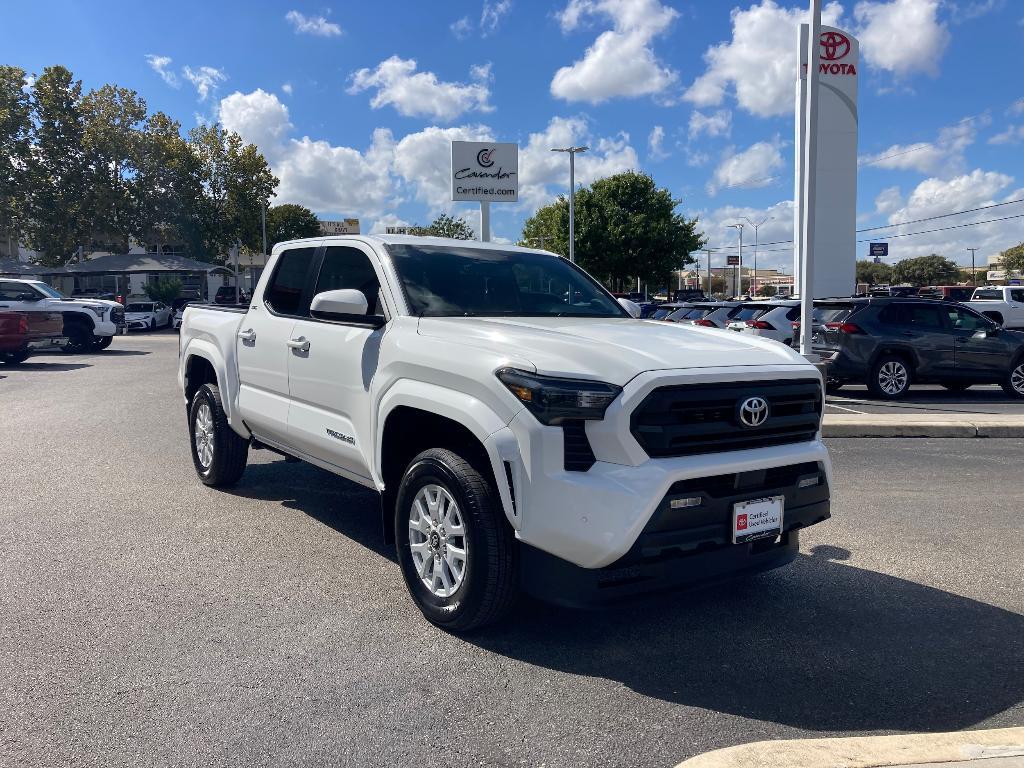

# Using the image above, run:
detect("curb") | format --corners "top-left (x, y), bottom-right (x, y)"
top-left (676, 727), bottom-right (1024, 768)
top-left (822, 416), bottom-right (1024, 438)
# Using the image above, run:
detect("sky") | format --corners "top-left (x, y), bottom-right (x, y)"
top-left (6, 0), bottom-right (1024, 272)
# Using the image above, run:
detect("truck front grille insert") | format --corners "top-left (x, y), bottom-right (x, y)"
top-left (562, 420), bottom-right (596, 472)
top-left (630, 379), bottom-right (822, 458)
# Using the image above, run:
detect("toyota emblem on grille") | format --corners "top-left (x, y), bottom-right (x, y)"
top-left (739, 396), bottom-right (769, 428)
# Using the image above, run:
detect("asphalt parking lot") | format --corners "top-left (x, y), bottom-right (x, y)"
top-left (826, 384), bottom-right (1024, 415)
top-left (2, 334), bottom-right (1022, 767)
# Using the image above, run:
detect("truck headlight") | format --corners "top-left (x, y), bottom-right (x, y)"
top-left (86, 305), bottom-right (106, 318)
top-left (497, 368), bottom-right (621, 425)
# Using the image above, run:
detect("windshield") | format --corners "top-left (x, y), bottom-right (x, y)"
top-left (127, 303), bottom-right (153, 312)
top-left (682, 307), bottom-right (712, 319)
top-left (387, 245), bottom-right (627, 318)
top-left (32, 282), bottom-right (64, 299)
top-left (731, 306), bottom-right (766, 321)
top-left (812, 305), bottom-right (854, 323)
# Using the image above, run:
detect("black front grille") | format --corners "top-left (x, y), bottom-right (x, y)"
top-left (111, 307), bottom-right (125, 324)
top-left (631, 379), bottom-right (822, 458)
top-left (562, 420), bottom-right (596, 472)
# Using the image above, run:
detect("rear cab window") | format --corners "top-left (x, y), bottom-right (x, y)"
top-left (973, 289), bottom-right (1003, 300)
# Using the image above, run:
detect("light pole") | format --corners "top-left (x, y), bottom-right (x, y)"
top-left (967, 247), bottom-right (978, 286)
top-left (727, 223), bottom-right (744, 297)
top-left (550, 146), bottom-right (588, 263)
top-left (703, 248), bottom-right (714, 297)
top-left (743, 216), bottom-right (773, 296)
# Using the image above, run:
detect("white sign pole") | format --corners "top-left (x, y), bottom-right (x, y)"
top-left (799, 0), bottom-right (822, 360)
top-left (794, 23), bottom-right (808, 290)
top-left (480, 202), bottom-right (490, 242)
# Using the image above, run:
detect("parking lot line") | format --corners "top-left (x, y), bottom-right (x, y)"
top-left (825, 403), bottom-right (866, 414)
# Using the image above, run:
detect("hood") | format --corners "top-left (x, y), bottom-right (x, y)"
top-left (59, 298), bottom-right (122, 308)
top-left (417, 316), bottom-right (812, 385)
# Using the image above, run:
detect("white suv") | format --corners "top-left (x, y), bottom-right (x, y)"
top-left (0, 278), bottom-right (124, 352)
top-left (735, 300), bottom-right (801, 346)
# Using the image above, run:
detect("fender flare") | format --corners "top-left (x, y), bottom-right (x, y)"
top-left (375, 380), bottom-right (521, 525)
top-left (181, 338), bottom-right (246, 435)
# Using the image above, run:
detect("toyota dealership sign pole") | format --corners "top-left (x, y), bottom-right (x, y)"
top-left (451, 141), bottom-right (519, 242)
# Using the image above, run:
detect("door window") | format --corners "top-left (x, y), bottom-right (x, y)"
top-left (0, 281), bottom-right (35, 300)
top-left (312, 246), bottom-right (382, 316)
top-left (264, 247), bottom-right (317, 316)
top-left (1010, 290), bottom-right (1024, 303)
top-left (946, 308), bottom-right (991, 331)
top-left (905, 304), bottom-right (944, 329)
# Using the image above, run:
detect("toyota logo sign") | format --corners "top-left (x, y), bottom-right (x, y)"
top-left (739, 396), bottom-right (769, 428)
top-left (820, 31), bottom-right (851, 61)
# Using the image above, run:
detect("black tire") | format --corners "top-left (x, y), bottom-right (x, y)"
top-left (149, 318), bottom-right (156, 331)
top-left (825, 379), bottom-right (844, 394)
top-left (62, 323), bottom-right (93, 354)
top-left (93, 335), bottom-right (113, 350)
top-left (868, 354), bottom-right (912, 399)
top-left (188, 383), bottom-right (248, 487)
top-left (1001, 360), bottom-right (1024, 399)
top-left (395, 448), bottom-right (518, 633)
top-left (0, 350), bottom-right (31, 365)
top-left (942, 382), bottom-right (972, 393)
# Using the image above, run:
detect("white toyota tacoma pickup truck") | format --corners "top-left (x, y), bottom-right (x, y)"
top-left (178, 236), bottom-right (832, 631)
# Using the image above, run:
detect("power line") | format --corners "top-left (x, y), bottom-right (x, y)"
top-left (857, 198), bottom-right (1024, 233)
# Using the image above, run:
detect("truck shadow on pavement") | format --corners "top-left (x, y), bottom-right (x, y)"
top-left (4, 362), bottom-right (92, 372)
top-left (470, 545), bottom-right (1024, 733)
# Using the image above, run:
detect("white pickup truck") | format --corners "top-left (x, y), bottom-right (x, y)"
top-left (0, 278), bottom-right (125, 351)
top-left (968, 286), bottom-right (1024, 329)
top-left (178, 236), bottom-right (832, 631)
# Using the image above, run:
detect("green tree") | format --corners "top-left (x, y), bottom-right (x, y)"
top-left (856, 259), bottom-right (893, 286)
top-left (266, 203), bottom-right (320, 249)
top-left (519, 201), bottom-right (567, 252)
top-left (1000, 242), bottom-right (1024, 276)
top-left (143, 277), bottom-right (182, 304)
top-left (521, 172), bottom-right (703, 289)
top-left (412, 213), bottom-right (475, 239)
top-left (24, 66), bottom-right (91, 265)
top-left (81, 84), bottom-right (147, 252)
top-left (0, 66), bottom-right (32, 256)
top-left (891, 254), bottom-right (959, 287)
top-left (756, 284), bottom-right (778, 297)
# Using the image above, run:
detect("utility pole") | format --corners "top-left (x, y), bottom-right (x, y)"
top-left (743, 216), bottom-right (773, 297)
top-left (704, 248), bottom-right (713, 297)
top-left (550, 146), bottom-right (588, 263)
top-left (967, 247), bottom-right (978, 286)
top-left (261, 204), bottom-right (268, 256)
top-left (727, 223), bottom-right (744, 297)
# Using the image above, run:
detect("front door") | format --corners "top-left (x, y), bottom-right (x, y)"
top-left (236, 245), bottom-right (318, 443)
top-left (876, 302), bottom-right (954, 377)
top-left (286, 244), bottom-right (389, 483)
top-left (945, 306), bottom-right (1014, 379)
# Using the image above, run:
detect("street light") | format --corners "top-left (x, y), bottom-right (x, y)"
top-left (743, 215), bottom-right (773, 296)
top-left (726, 223), bottom-right (744, 297)
top-left (550, 146), bottom-right (588, 263)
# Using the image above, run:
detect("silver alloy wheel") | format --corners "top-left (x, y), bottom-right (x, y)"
top-left (1012, 364), bottom-right (1024, 394)
top-left (194, 402), bottom-right (214, 469)
top-left (878, 361), bottom-right (908, 395)
top-left (408, 484), bottom-right (468, 598)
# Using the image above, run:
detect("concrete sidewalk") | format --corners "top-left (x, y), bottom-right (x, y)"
top-left (822, 413), bottom-right (1024, 438)
top-left (676, 727), bottom-right (1024, 768)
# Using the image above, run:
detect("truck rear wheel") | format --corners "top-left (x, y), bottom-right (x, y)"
top-left (395, 448), bottom-right (518, 633)
top-left (188, 383), bottom-right (248, 487)
top-left (1, 350), bottom-right (31, 365)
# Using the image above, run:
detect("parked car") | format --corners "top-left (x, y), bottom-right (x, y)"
top-left (811, 297), bottom-right (1024, 399)
top-left (671, 301), bottom-right (741, 328)
top-left (917, 285), bottom-right (975, 302)
top-left (725, 302), bottom-right (775, 332)
top-left (0, 278), bottom-right (124, 352)
top-left (734, 300), bottom-right (801, 346)
top-left (648, 301), bottom-right (692, 320)
top-left (125, 301), bottom-right (172, 331)
top-left (179, 235), bottom-right (831, 632)
top-left (967, 286), bottom-right (1024, 329)
top-left (0, 310), bottom-right (66, 364)
top-left (214, 285), bottom-right (249, 305)
top-left (172, 301), bottom-right (193, 330)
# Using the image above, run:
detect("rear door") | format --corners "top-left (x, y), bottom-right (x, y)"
top-left (285, 243), bottom-right (390, 482)
top-left (236, 245), bottom-right (318, 443)
top-left (873, 303), bottom-right (953, 377)
top-left (1008, 289), bottom-right (1024, 328)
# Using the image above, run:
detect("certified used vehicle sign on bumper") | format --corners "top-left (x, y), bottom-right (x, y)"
top-left (732, 495), bottom-right (784, 544)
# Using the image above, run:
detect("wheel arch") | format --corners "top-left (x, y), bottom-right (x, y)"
top-left (61, 310), bottom-right (95, 332)
top-left (180, 339), bottom-right (242, 431)
top-left (868, 344), bottom-right (918, 375)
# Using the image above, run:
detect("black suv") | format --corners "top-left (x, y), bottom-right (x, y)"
top-left (812, 297), bottom-right (1024, 399)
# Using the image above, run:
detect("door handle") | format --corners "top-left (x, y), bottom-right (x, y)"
top-left (286, 336), bottom-right (310, 352)
top-left (237, 328), bottom-right (256, 343)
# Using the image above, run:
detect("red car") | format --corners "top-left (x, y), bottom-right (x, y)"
top-left (0, 310), bottom-right (67, 364)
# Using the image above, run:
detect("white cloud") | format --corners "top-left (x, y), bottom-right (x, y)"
top-left (854, 0), bottom-right (950, 77)
top-left (392, 124), bottom-right (495, 208)
top-left (481, 0), bottom-right (512, 34)
top-left (145, 54), bottom-right (179, 88)
top-left (451, 16), bottom-right (472, 38)
top-left (1009, 98), bottom-right (1024, 116)
top-left (285, 10), bottom-right (341, 37)
top-left (348, 56), bottom-right (492, 121)
top-left (369, 214), bottom-right (411, 234)
top-left (688, 109), bottom-right (732, 140)
top-left (708, 139), bottom-right (785, 195)
top-left (517, 115), bottom-right (639, 209)
top-left (874, 185), bottom-right (904, 215)
top-left (989, 126), bottom-right (1024, 145)
top-left (685, 1), bottom-right (843, 118)
top-left (647, 125), bottom-right (668, 161)
top-left (219, 89), bottom-right (293, 152)
top-left (281, 82), bottom-right (293, 96)
top-left (550, 0), bottom-right (679, 104)
top-left (183, 65), bottom-right (227, 102)
top-left (859, 116), bottom-right (985, 175)
top-left (949, 0), bottom-right (1005, 22)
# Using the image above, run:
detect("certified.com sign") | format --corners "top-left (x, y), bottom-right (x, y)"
top-left (451, 141), bottom-right (518, 202)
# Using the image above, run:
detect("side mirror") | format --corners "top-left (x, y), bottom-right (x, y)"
top-left (17, 293), bottom-right (40, 302)
top-left (310, 289), bottom-right (384, 327)
top-left (617, 298), bottom-right (641, 318)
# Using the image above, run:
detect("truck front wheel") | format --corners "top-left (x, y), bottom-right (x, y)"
top-left (395, 448), bottom-right (518, 633)
top-left (188, 383), bottom-right (248, 487)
